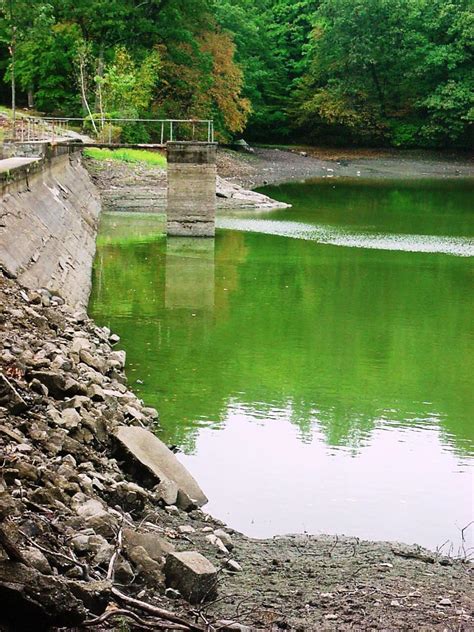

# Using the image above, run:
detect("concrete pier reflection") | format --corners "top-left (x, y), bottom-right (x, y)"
top-left (165, 237), bottom-right (215, 309)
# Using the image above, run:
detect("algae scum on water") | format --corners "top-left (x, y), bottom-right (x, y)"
top-left (90, 178), bottom-right (474, 551)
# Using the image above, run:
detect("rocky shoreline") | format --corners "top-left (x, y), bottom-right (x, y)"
top-left (0, 270), bottom-right (248, 631)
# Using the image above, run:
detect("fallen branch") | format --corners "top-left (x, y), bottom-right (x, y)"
top-left (111, 588), bottom-right (205, 631)
top-left (19, 530), bottom-right (90, 580)
top-left (83, 607), bottom-right (189, 629)
top-left (107, 526), bottom-right (123, 581)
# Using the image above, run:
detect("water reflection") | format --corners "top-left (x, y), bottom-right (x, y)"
top-left (165, 238), bottom-right (215, 310)
top-left (90, 177), bottom-right (474, 547)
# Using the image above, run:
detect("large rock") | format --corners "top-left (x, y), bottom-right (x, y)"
top-left (216, 176), bottom-right (291, 211)
top-left (28, 370), bottom-right (85, 399)
top-left (114, 426), bottom-right (207, 507)
top-left (164, 551), bottom-right (217, 603)
top-left (0, 561), bottom-right (87, 631)
top-left (123, 528), bottom-right (174, 563)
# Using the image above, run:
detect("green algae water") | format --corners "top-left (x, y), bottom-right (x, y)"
top-left (90, 178), bottom-right (474, 551)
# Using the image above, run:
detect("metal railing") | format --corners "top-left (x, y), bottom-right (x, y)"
top-left (6, 116), bottom-right (215, 145)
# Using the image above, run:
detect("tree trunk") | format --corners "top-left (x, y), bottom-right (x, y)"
top-left (28, 87), bottom-right (34, 109)
top-left (370, 63), bottom-right (386, 118)
top-left (11, 45), bottom-right (16, 138)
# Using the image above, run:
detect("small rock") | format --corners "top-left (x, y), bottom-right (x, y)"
top-left (390, 600), bottom-right (401, 607)
top-left (59, 408), bottom-right (81, 429)
top-left (22, 547), bottom-right (52, 574)
top-left (75, 498), bottom-right (108, 520)
top-left (109, 350), bottom-right (126, 369)
top-left (114, 557), bottom-right (135, 584)
top-left (214, 529), bottom-right (233, 550)
top-left (439, 598), bottom-right (452, 606)
top-left (225, 559), bottom-right (242, 573)
top-left (87, 384), bottom-right (105, 401)
top-left (324, 614), bottom-right (338, 620)
top-left (79, 349), bottom-right (106, 374)
top-left (165, 587), bottom-right (181, 599)
top-left (30, 378), bottom-right (48, 396)
top-left (205, 534), bottom-right (229, 554)
top-left (73, 310), bottom-right (88, 323)
top-left (142, 407), bottom-right (159, 420)
top-left (165, 505), bottom-right (180, 516)
top-left (178, 525), bottom-right (196, 535)
top-left (71, 535), bottom-right (90, 555)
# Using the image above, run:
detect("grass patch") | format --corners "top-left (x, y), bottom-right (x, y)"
top-left (84, 147), bottom-right (167, 167)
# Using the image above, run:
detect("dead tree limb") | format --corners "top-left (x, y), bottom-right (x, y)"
top-left (82, 607), bottom-right (189, 629)
top-left (111, 588), bottom-right (205, 631)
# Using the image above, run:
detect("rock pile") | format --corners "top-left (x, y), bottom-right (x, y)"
top-left (0, 270), bottom-right (245, 632)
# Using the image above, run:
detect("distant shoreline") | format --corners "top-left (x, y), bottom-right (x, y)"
top-left (218, 146), bottom-right (474, 190)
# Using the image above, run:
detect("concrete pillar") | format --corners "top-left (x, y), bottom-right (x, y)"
top-left (166, 142), bottom-right (217, 237)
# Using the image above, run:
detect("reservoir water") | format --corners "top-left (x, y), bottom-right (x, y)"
top-left (90, 177), bottom-right (474, 552)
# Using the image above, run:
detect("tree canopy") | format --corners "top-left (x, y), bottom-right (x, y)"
top-left (0, 0), bottom-right (471, 146)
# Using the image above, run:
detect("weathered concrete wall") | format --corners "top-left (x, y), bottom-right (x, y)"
top-left (0, 143), bottom-right (101, 308)
top-left (166, 142), bottom-right (217, 237)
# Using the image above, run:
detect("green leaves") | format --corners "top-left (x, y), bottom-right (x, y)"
top-left (0, 0), bottom-right (471, 146)
top-left (293, 0), bottom-right (473, 147)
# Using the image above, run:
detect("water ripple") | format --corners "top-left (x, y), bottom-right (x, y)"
top-left (217, 218), bottom-right (474, 257)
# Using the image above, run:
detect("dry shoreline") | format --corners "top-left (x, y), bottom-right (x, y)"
top-left (217, 146), bottom-right (474, 190)
top-left (87, 146), bottom-right (474, 218)
top-left (0, 148), bottom-right (473, 631)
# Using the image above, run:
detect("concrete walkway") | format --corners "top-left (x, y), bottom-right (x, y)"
top-left (0, 157), bottom-right (40, 173)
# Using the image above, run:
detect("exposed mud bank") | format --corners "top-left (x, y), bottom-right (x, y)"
top-left (218, 147), bottom-right (474, 189)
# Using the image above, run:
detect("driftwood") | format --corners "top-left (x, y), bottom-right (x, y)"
top-left (83, 607), bottom-right (190, 629)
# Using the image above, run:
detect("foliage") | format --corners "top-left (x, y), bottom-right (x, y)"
top-left (293, 0), bottom-right (473, 147)
top-left (83, 147), bottom-right (167, 167)
top-left (0, 0), bottom-right (471, 146)
top-left (101, 46), bottom-right (161, 115)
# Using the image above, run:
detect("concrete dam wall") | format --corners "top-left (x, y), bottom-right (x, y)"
top-left (0, 143), bottom-right (101, 308)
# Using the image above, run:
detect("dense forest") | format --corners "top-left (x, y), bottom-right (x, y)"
top-left (0, 0), bottom-right (472, 147)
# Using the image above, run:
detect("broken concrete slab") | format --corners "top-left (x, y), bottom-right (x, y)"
top-left (114, 426), bottom-right (207, 507)
top-left (216, 176), bottom-right (291, 211)
top-left (164, 551), bottom-right (217, 604)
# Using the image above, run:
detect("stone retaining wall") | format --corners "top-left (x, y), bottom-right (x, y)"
top-left (0, 143), bottom-right (101, 308)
